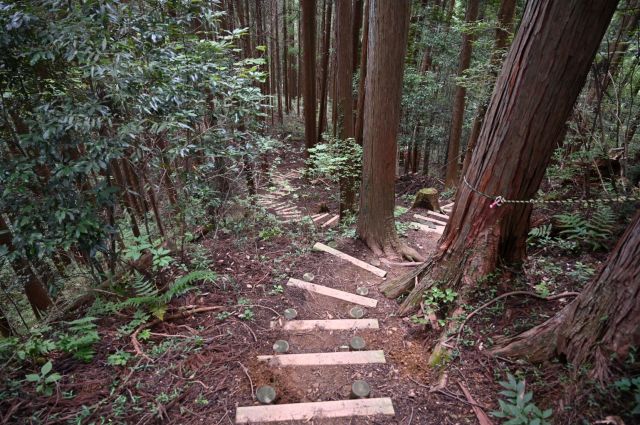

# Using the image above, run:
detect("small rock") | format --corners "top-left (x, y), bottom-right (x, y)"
top-left (370, 258), bottom-right (381, 267)
top-left (355, 287), bottom-right (369, 296)
top-left (408, 390), bottom-right (416, 398)
top-left (256, 386), bottom-right (277, 404)
top-left (302, 272), bottom-right (315, 282)
top-left (349, 306), bottom-right (366, 319)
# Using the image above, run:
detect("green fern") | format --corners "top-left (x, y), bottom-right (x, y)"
top-left (527, 224), bottom-right (552, 243)
top-left (554, 207), bottom-right (614, 251)
top-left (115, 271), bottom-right (216, 319)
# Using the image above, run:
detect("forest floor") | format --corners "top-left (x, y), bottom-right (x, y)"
top-left (2, 120), bottom-right (627, 424)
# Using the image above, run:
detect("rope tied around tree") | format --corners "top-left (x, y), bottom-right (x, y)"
top-left (462, 176), bottom-right (640, 208)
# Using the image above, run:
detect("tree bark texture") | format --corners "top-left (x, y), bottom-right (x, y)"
top-left (491, 210), bottom-right (640, 383)
top-left (385, 0), bottom-right (620, 314)
top-left (301, 0), bottom-right (317, 156)
top-left (336, 0), bottom-right (356, 215)
top-left (357, 0), bottom-right (422, 260)
top-left (444, 0), bottom-right (479, 188)
top-left (354, 0), bottom-right (370, 146)
top-left (317, 0), bottom-right (333, 143)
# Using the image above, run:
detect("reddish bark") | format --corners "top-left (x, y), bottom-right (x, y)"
top-left (301, 0), bottom-right (317, 156)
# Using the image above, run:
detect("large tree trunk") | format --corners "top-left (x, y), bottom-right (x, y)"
top-left (382, 0), bottom-right (619, 313)
top-left (336, 0), bottom-right (356, 216)
top-left (444, 0), bottom-right (479, 188)
top-left (491, 211), bottom-right (640, 383)
top-left (357, 0), bottom-right (423, 261)
top-left (301, 0), bottom-right (317, 156)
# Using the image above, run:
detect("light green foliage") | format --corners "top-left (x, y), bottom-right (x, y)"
top-left (269, 284), bottom-right (284, 295)
top-left (58, 316), bottom-right (100, 362)
top-left (307, 136), bottom-right (362, 187)
top-left (394, 206), bottom-right (409, 217)
top-left (123, 238), bottom-right (174, 271)
top-left (554, 207), bottom-right (615, 251)
top-left (423, 286), bottom-right (457, 312)
top-left (567, 261), bottom-right (596, 283)
top-left (259, 226), bottom-right (283, 241)
top-left (107, 350), bottom-right (132, 367)
top-left (492, 374), bottom-right (553, 425)
top-left (25, 361), bottom-right (61, 397)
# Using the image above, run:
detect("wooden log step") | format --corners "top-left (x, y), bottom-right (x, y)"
top-left (413, 213), bottom-right (447, 226)
top-left (411, 221), bottom-right (444, 235)
top-left (287, 278), bottom-right (378, 307)
top-left (275, 205), bottom-right (296, 212)
top-left (257, 350), bottom-right (386, 366)
top-left (321, 214), bottom-right (339, 228)
top-left (441, 202), bottom-right (454, 210)
top-left (425, 210), bottom-right (449, 221)
top-left (236, 397), bottom-right (395, 423)
top-left (312, 242), bottom-right (387, 278)
top-left (273, 318), bottom-right (380, 331)
top-left (312, 213), bottom-right (330, 222)
top-left (311, 213), bottom-right (324, 219)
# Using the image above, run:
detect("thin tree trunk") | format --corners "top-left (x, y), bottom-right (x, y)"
top-left (336, 0), bottom-right (356, 216)
top-left (0, 308), bottom-right (12, 337)
top-left (354, 0), bottom-right (370, 146)
top-left (274, 0), bottom-right (284, 123)
top-left (317, 0), bottom-right (333, 143)
top-left (301, 0), bottom-right (317, 156)
top-left (444, 0), bottom-right (480, 188)
top-left (462, 0), bottom-right (517, 176)
top-left (283, 0), bottom-right (290, 114)
top-left (352, 0), bottom-right (364, 74)
top-left (357, 0), bottom-right (423, 261)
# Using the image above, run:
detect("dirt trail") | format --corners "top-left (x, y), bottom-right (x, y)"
top-left (231, 154), bottom-right (478, 424)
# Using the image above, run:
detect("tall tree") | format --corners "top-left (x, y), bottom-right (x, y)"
top-left (444, 0), bottom-right (480, 188)
top-left (357, 0), bottom-right (423, 260)
top-left (317, 0), bottom-right (333, 143)
top-left (462, 0), bottom-right (517, 176)
top-left (381, 0), bottom-right (620, 312)
top-left (335, 0), bottom-right (356, 215)
top-left (491, 210), bottom-right (640, 383)
top-left (301, 0), bottom-right (317, 156)
top-left (354, 0), bottom-right (370, 146)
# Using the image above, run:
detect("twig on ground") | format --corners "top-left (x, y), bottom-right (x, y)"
top-left (455, 290), bottom-right (580, 346)
top-left (237, 362), bottom-right (255, 399)
top-left (457, 381), bottom-right (494, 425)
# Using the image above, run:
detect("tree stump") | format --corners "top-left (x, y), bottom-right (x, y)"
top-left (411, 188), bottom-right (441, 211)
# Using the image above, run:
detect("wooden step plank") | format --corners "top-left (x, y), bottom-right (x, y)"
top-left (411, 222), bottom-right (444, 235)
top-left (275, 319), bottom-right (380, 331)
top-left (312, 213), bottom-right (330, 222)
top-left (287, 278), bottom-right (378, 308)
top-left (413, 213), bottom-right (447, 226)
top-left (236, 397), bottom-right (395, 423)
top-left (257, 350), bottom-right (386, 366)
top-left (275, 205), bottom-right (295, 212)
top-left (425, 210), bottom-right (449, 221)
top-left (312, 242), bottom-right (387, 278)
top-left (441, 202), bottom-right (454, 210)
top-left (311, 213), bottom-right (324, 219)
top-left (321, 214), bottom-right (339, 228)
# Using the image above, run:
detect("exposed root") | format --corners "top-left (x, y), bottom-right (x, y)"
top-left (379, 261), bottom-right (431, 299)
top-left (362, 234), bottom-right (426, 263)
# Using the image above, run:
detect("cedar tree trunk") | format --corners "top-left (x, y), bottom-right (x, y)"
top-left (382, 0), bottom-right (619, 313)
top-left (301, 0), bottom-right (317, 156)
top-left (357, 0), bottom-right (423, 261)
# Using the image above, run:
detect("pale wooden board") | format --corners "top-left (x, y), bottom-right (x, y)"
top-left (413, 213), bottom-right (447, 226)
top-left (276, 319), bottom-right (380, 331)
top-left (312, 242), bottom-right (387, 278)
top-left (312, 213), bottom-right (330, 222)
top-left (287, 278), bottom-right (378, 307)
top-left (257, 350), bottom-right (386, 366)
top-left (411, 221), bottom-right (444, 235)
top-left (426, 210), bottom-right (450, 221)
top-left (275, 205), bottom-right (296, 212)
top-left (236, 397), bottom-right (395, 423)
top-left (321, 214), bottom-right (339, 228)
top-left (441, 202), bottom-right (454, 209)
top-left (311, 213), bottom-right (324, 219)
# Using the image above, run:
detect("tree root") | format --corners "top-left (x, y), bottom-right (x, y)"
top-left (379, 261), bottom-right (431, 299)
top-left (363, 234), bottom-right (426, 263)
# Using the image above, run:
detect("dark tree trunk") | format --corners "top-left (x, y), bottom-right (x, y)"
top-left (492, 211), bottom-right (640, 383)
top-left (274, 0), bottom-right (284, 123)
top-left (382, 0), bottom-right (619, 314)
top-left (336, 0), bottom-right (356, 216)
top-left (352, 0), bottom-right (364, 74)
top-left (301, 0), bottom-right (317, 156)
top-left (357, 0), bottom-right (423, 261)
top-left (0, 308), bottom-right (12, 337)
top-left (444, 0), bottom-right (479, 188)
top-left (282, 0), bottom-right (290, 114)
top-left (317, 0), bottom-right (333, 143)
top-left (354, 0), bottom-right (370, 146)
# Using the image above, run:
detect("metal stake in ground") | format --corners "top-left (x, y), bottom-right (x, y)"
top-left (351, 380), bottom-right (371, 399)
top-left (256, 386), bottom-right (277, 404)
